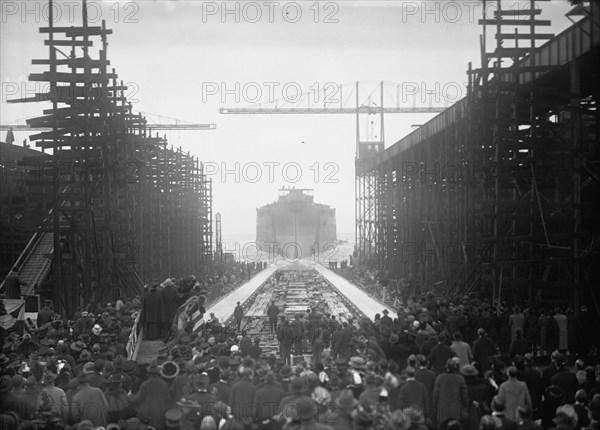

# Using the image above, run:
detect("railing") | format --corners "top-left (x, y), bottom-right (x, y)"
top-left (0, 186), bottom-right (70, 293)
top-left (126, 311), bottom-right (143, 360)
top-left (0, 229), bottom-right (45, 293)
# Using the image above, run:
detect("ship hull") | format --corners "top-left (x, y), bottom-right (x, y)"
top-left (257, 193), bottom-right (336, 260)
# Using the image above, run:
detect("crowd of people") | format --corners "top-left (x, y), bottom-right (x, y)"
top-left (1, 266), bottom-right (599, 430)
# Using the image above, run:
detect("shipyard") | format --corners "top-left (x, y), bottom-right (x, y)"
top-left (1, 1), bottom-right (600, 429)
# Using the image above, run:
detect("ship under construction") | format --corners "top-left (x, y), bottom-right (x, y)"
top-left (256, 188), bottom-right (337, 260)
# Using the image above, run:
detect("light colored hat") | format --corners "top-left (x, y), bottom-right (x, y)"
top-left (230, 345), bottom-right (239, 353)
top-left (92, 324), bottom-right (102, 335)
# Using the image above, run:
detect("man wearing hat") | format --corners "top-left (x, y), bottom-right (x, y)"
top-left (0, 374), bottom-right (29, 419)
top-left (267, 300), bottom-right (280, 334)
top-left (37, 301), bottom-right (55, 326)
top-left (289, 396), bottom-right (326, 429)
top-left (187, 373), bottom-right (217, 419)
top-left (396, 366), bottom-right (429, 414)
top-left (550, 353), bottom-right (578, 404)
top-left (473, 328), bottom-right (497, 373)
top-left (140, 283), bottom-right (164, 341)
top-left (165, 408), bottom-right (183, 429)
top-left (278, 377), bottom-right (311, 422)
top-left (254, 372), bottom-right (285, 420)
top-left (229, 368), bottom-right (256, 424)
top-left (277, 364), bottom-right (292, 393)
top-left (209, 369), bottom-right (231, 404)
top-left (334, 388), bottom-right (359, 429)
top-left (72, 371), bottom-right (108, 426)
top-left (89, 359), bottom-right (107, 390)
top-left (133, 361), bottom-right (169, 429)
top-left (3, 267), bottom-right (28, 299)
top-left (276, 315), bottom-right (293, 366)
top-left (16, 333), bottom-right (39, 356)
top-left (348, 357), bottom-right (366, 399)
top-left (233, 302), bottom-right (244, 331)
top-left (37, 371), bottom-right (68, 422)
top-left (159, 279), bottom-right (179, 339)
top-left (433, 358), bottom-right (468, 427)
top-left (381, 309), bottom-right (393, 327)
top-left (497, 366), bottom-right (532, 423)
top-left (358, 372), bottom-right (382, 410)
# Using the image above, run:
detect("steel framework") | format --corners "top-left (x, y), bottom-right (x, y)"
top-left (355, 1), bottom-right (600, 309)
top-left (1, 1), bottom-right (213, 314)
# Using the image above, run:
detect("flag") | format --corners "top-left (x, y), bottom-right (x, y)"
top-left (172, 295), bottom-right (204, 334)
top-left (0, 299), bottom-right (25, 330)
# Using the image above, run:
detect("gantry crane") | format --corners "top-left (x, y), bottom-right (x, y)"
top-left (220, 80), bottom-right (448, 252)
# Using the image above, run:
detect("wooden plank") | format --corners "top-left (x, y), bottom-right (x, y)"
top-left (32, 58), bottom-right (110, 68)
top-left (496, 33), bottom-right (554, 39)
top-left (488, 47), bottom-right (537, 58)
top-left (495, 9), bottom-right (542, 16)
top-left (479, 19), bottom-right (551, 26)
top-left (39, 26), bottom-right (112, 37)
top-left (29, 72), bottom-right (116, 84)
top-left (44, 40), bottom-right (94, 47)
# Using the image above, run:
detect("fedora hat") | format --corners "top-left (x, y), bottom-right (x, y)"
top-left (290, 377), bottom-right (307, 394)
top-left (71, 340), bottom-right (87, 351)
top-left (107, 373), bottom-right (123, 385)
top-left (349, 357), bottom-right (366, 370)
top-left (123, 360), bottom-right (137, 375)
top-left (279, 365), bottom-right (292, 378)
top-left (82, 362), bottom-right (95, 375)
top-left (41, 371), bottom-right (57, 384)
top-left (160, 361), bottom-right (180, 379)
top-left (78, 350), bottom-right (92, 361)
top-left (335, 388), bottom-right (359, 409)
top-left (461, 364), bottom-right (478, 376)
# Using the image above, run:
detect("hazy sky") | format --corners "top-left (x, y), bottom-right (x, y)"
top-left (1, 0), bottom-right (575, 238)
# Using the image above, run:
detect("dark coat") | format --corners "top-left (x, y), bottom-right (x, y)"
top-left (4, 272), bottom-right (26, 299)
top-left (254, 382), bottom-right (285, 420)
top-left (159, 286), bottom-right (179, 326)
top-left (233, 305), bottom-right (244, 321)
top-left (134, 376), bottom-right (170, 430)
top-left (229, 376), bottom-right (256, 422)
top-left (267, 304), bottom-right (280, 321)
top-left (415, 367), bottom-right (436, 418)
top-left (210, 380), bottom-right (231, 404)
top-left (522, 365), bottom-right (543, 410)
top-left (141, 289), bottom-right (163, 324)
top-left (473, 336), bottom-right (496, 372)
top-left (187, 390), bottom-right (217, 421)
top-left (37, 306), bottom-right (54, 326)
top-left (396, 379), bottom-right (429, 413)
top-left (428, 343), bottom-right (454, 375)
top-left (550, 368), bottom-right (578, 404)
top-left (433, 372), bottom-right (469, 426)
top-left (72, 385), bottom-right (108, 426)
